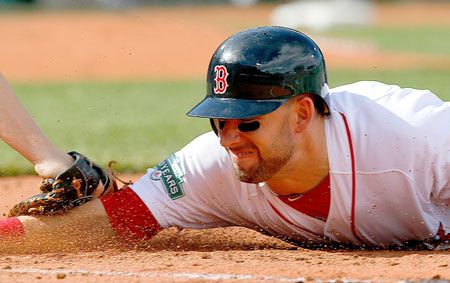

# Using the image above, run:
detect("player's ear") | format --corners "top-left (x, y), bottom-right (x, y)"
top-left (291, 95), bottom-right (314, 133)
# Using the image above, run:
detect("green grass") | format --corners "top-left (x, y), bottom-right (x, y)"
top-left (0, 80), bottom-right (210, 175)
top-left (1, 69), bottom-right (449, 176)
top-left (315, 26), bottom-right (450, 56)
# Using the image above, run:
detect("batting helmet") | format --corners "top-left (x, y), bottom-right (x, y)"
top-left (187, 26), bottom-right (328, 119)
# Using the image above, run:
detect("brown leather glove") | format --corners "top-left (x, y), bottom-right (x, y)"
top-left (8, 151), bottom-right (117, 216)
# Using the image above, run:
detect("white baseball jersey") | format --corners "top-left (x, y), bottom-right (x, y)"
top-left (130, 81), bottom-right (450, 248)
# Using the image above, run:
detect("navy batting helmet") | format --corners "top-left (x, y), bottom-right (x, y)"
top-left (187, 26), bottom-right (328, 119)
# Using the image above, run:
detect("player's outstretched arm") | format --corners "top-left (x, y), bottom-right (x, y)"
top-left (1, 187), bottom-right (162, 253)
top-left (0, 199), bottom-right (116, 253)
top-left (0, 73), bottom-right (73, 178)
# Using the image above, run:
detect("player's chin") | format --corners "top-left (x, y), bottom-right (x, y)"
top-left (232, 155), bottom-right (257, 172)
top-left (233, 163), bottom-right (263, 184)
top-left (236, 171), bottom-right (264, 184)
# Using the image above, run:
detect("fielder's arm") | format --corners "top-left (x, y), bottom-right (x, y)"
top-left (0, 73), bottom-right (73, 178)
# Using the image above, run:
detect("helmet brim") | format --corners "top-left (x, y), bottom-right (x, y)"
top-left (186, 97), bottom-right (287, 119)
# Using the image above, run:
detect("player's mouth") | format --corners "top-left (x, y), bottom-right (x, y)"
top-left (227, 146), bottom-right (257, 161)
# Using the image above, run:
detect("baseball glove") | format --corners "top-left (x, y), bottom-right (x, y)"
top-left (8, 151), bottom-right (118, 217)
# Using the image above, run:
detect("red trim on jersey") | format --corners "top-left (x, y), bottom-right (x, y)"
top-left (277, 175), bottom-right (330, 221)
top-left (340, 112), bottom-right (364, 244)
top-left (0, 217), bottom-right (25, 240)
top-left (437, 222), bottom-right (450, 241)
top-left (268, 201), bottom-right (321, 237)
top-left (100, 186), bottom-right (162, 242)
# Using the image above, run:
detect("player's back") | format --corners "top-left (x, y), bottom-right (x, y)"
top-left (321, 81), bottom-right (449, 245)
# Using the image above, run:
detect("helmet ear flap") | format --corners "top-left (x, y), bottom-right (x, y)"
top-left (210, 118), bottom-right (218, 136)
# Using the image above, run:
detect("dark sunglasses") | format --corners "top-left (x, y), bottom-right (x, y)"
top-left (215, 119), bottom-right (261, 132)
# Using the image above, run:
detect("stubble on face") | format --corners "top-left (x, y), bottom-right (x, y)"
top-left (233, 114), bottom-right (294, 184)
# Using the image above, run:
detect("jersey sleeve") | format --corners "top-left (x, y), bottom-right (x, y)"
top-left (129, 131), bottom-right (254, 229)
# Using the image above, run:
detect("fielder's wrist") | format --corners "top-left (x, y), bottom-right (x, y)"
top-left (33, 153), bottom-right (74, 178)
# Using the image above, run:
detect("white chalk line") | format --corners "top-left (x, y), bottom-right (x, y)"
top-left (2, 267), bottom-right (306, 282)
top-left (1, 267), bottom-right (441, 283)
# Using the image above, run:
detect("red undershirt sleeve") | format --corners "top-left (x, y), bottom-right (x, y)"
top-left (100, 186), bottom-right (162, 242)
top-left (0, 217), bottom-right (25, 240)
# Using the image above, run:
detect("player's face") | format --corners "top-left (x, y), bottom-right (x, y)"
top-left (214, 103), bottom-right (295, 183)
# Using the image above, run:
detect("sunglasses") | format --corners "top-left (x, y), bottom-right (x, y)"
top-left (214, 119), bottom-right (261, 132)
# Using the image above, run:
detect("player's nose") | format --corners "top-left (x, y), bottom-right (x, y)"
top-left (219, 120), bottom-right (241, 148)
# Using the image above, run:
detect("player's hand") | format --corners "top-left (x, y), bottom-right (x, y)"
top-left (8, 151), bottom-right (118, 216)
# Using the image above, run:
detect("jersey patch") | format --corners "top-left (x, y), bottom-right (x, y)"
top-left (152, 154), bottom-right (185, 200)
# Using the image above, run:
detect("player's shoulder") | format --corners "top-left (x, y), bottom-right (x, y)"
top-left (178, 131), bottom-right (230, 168)
top-left (183, 131), bottom-right (222, 152)
top-left (330, 81), bottom-right (401, 97)
top-left (328, 80), bottom-right (444, 112)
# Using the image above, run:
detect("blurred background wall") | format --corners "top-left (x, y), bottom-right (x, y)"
top-left (1, 0), bottom-right (450, 9)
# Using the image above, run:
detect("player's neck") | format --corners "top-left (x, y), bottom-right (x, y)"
top-left (266, 117), bottom-right (329, 195)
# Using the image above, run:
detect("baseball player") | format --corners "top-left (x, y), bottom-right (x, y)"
top-left (0, 26), bottom-right (449, 251)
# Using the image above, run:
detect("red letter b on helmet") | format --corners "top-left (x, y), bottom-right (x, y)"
top-left (213, 65), bottom-right (229, 94)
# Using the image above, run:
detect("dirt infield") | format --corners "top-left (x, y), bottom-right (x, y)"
top-left (1, 2), bottom-right (450, 82)
top-left (0, 2), bottom-right (449, 282)
top-left (1, 176), bottom-right (449, 283)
